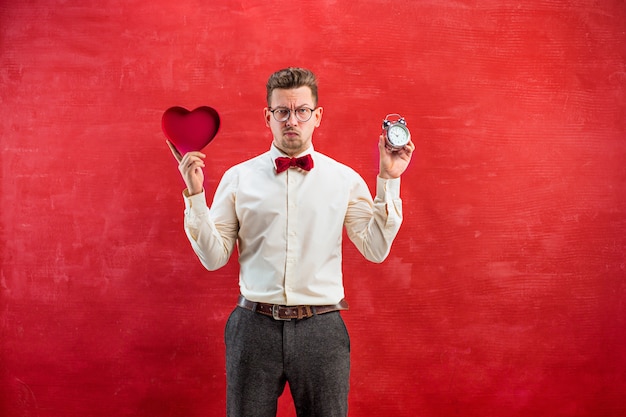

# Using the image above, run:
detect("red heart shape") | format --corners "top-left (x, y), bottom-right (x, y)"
top-left (161, 106), bottom-right (220, 154)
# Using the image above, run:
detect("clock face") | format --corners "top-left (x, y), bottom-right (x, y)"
top-left (387, 124), bottom-right (410, 147)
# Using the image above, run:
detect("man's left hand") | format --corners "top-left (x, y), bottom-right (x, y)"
top-left (378, 135), bottom-right (415, 179)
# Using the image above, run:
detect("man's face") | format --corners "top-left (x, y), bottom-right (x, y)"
top-left (265, 86), bottom-right (323, 157)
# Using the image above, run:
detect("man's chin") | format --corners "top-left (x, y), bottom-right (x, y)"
top-left (281, 137), bottom-right (302, 148)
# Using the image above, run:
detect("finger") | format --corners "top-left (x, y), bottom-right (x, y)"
top-left (184, 158), bottom-right (205, 170)
top-left (166, 140), bottom-right (183, 163)
top-left (379, 135), bottom-right (395, 153)
top-left (180, 151), bottom-right (206, 167)
top-left (402, 140), bottom-right (415, 153)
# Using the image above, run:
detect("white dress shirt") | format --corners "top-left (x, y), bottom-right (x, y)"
top-left (182, 144), bottom-right (403, 306)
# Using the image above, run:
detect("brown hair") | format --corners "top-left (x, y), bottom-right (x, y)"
top-left (266, 67), bottom-right (319, 106)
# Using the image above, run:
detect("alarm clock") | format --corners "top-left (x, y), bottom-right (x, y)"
top-left (382, 114), bottom-right (411, 150)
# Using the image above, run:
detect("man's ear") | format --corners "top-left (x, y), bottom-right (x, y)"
top-left (314, 106), bottom-right (323, 128)
top-left (264, 108), bottom-right (271, 127)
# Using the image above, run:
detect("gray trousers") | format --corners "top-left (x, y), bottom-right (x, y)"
top-left (224, 306), bottom-right (351, 417)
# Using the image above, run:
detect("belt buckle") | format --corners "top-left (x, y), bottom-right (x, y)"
top-left (272, 304), bottom-right (291, 321)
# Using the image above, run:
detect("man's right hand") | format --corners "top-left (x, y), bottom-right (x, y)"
top-left (167, 140), bottom-right (206, 196)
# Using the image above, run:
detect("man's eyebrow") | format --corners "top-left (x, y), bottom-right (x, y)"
top-left (273, 104), bottom-right (314, 109)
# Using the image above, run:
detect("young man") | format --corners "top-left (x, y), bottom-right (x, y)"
top-left (169, 67), bottom-right (414, 417)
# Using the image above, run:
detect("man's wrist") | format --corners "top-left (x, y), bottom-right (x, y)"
top-left (183, 188), bottom-right (204, 197)
top-left (378, 172), bottom-right (399, 180)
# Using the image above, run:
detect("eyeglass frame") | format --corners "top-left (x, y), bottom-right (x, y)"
top-left (268, 106), bottom-right (317, 123)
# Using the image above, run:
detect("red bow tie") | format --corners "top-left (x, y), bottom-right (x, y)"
top-left (275, 154), bottom-right (314, 173)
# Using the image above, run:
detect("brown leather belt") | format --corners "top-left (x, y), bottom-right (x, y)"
top-left (237, 295), bottom-right (349, 320)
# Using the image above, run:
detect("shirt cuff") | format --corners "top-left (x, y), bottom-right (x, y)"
top-left (183, 189), bottom-right (207, 214)
top-left (376, 176), bottom-right (401, 201)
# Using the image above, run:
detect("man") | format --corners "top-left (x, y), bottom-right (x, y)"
top-left (168, 67), bottom-right (414, 417)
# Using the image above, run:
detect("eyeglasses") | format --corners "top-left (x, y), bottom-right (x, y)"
top-left (268, 107), bottom-right (315, 122)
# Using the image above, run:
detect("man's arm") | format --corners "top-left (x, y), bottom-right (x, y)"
top-left (345, 175), bottom-right (402, 263)
top-left (182, 187), bottom-right (238, 271)
top-left (344, 135), bottom-right (414, 262)
top-left (168, 140), bottom-right (238, 271)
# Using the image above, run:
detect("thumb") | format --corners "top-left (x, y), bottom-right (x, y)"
top-left (166, 140), bottom-right (183, 163)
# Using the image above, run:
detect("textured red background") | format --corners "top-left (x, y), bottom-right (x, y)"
top-left (1, 1), bottom-right (625, 416)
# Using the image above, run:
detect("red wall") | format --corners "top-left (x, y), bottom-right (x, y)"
top-left (1, 1), bottom-right (625, 416)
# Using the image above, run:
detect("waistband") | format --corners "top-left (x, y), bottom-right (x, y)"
top-left (237, 295), bottom-right (349, 320)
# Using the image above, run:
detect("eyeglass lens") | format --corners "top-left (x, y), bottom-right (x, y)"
top-left (271, 108), bottom-right (313, 122)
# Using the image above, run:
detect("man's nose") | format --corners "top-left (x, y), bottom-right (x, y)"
top-left (285, 110), bottom-right (299, 126)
